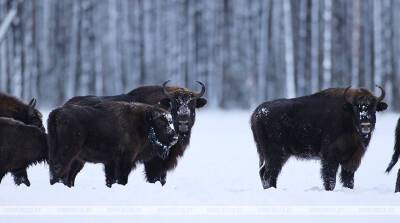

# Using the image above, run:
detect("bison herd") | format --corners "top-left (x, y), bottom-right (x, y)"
top-left (0, 81), bottom-right (206, 188)
top-left (0, 82), bottom-right (399, 193)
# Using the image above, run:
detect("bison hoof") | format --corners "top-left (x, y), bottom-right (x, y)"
top-left (106, 179), bottom-right (116, 188)
top-left (64, 183), bottom-right (73, 188)
top-left (15, 177), bottom-right (30, 187)
top-left (147, 176), bottom-right (161, 184)
top-left (146, 175), bottom-right (167, 186)
top-left (160, 178), bottom-right (166, 186)
top-left (342, 183), bottom-right (354, 189)
top-left (261, 180), bottom-right (275, 190)
top-left (60, 179), bottom-right (74, 188)
top-left (117, 179), bottom-right (128, 186)
top-left (50, 179), bottom-right (57, 185)
top-left (324, 184), bottom-right (335, 191)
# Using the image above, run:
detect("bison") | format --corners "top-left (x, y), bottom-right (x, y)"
top-left (0, 93), bottom-right (45, 186)
top-left (63, 81), bottom-right (207, 186)
top-left (47, 102), bottom-right (178, 187)
top-left (0, 117), bottom-right (47, 186)
top-left (386, 118), bottom-right (400, 193)
top-left (251, 86), bottom-right (387, 191)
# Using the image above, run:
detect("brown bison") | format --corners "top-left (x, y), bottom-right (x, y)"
top-left (0, 117), bottom-right (47, 186)
top-left (0, 93), bottom-right (45, 186)
top-left (251, 86), bottom-right (387, 191)
top-left (47, 102), bottom-right (178, 187)
top-left (63, 81), bottom-right (207, 186)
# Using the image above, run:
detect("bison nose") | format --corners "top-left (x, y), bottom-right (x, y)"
top-left (178, 120), bottom-right (189, 125)
top-left (177, 120), bottom-right (190, 132)
top-left (360, 122), bottom-right (371, 134)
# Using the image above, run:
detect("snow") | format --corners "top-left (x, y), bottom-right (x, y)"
top-left (256, 107), bottom-right (270, 119)
top-left (0, 110), bottom-right (399, 221)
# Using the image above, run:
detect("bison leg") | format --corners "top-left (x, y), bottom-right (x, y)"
top-left (116, 166), bottom-right (131, 186)
top-left (63, 160), bottom-right (85, 187)
top-left (11, 169), bottom-right (30, 187)
top-left (116, 160), bottom-right (134, 186)
top-left (396, 169), bottom-right (400, 193)
top-left (258, 155), bottom-right (266, 185)
top-left (144, 158), bottom-right (167, 186)
top-left (321, 160), bottom-right (339, 191)
top-left (104, 163), bottom-right (117, 188)
top-left (340, 168), bottom-right (354, 189)
top-left (260, 151), bottom-right (289, 189)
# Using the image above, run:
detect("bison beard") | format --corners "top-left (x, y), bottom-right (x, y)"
top-left (144, 133), bottom-right (190, 185)
top-left (64, 81), bottom-right (207, 186)
top-left (251, 86), bottom-right (387, 191)
top-left (148, 125), bottom-right (177, 160)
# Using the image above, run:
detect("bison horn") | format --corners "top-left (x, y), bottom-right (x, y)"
top-left (376, 85), bottom-right (385, 102)
top-left (343, 86), bottom-right (352, 103)
top-left (194, 81), bottom-right (206, 98)
top-left (162, 80), bottom-right (173, 98)
top-left (29, 98), bottom-right (37, 108)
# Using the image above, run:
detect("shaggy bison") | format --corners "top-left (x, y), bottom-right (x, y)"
top-left (0, 117), bottom-right (47, 186)
top-left (47, 102), bottom-right (178, 187)
top-left (251, 86), bottom-right (387, 191)
top-left (64, 81), bottom-right (207, 186)
top-left (386, 118), bottom-right (400, 193)
top-left (0, 93), bottom-right (45, 186)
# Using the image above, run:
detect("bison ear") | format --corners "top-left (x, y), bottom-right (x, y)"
top-left (196, 98), bottom-right (207, 108)
top-left (342, 102), bottom-right (353, 112)
top-left (377, 102), bottom-right (388, 112)
top-left (159, 98), bottom-right (171, 110)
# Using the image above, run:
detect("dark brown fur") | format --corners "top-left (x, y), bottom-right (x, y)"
top-left (64, 82), bottom-right (207, 186)
top-left (0, 93), bottom-right (44, 131)
top-left (251, 87), bottom-right (387, 191)
top-left (0, 93), bottom-right (45, 186)
top-left (0, 117), bottom-right (47, 186)
top-left (47, 102), bottom-right (178, 187)
top-left (386, 118), bottom-right (400, 192)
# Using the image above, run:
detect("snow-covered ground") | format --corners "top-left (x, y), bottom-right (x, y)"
top-left (1, 110), bottom-right (399, 222)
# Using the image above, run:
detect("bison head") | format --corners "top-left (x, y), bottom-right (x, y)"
top-left (343, 86), bottom-right (388, 140)
top-left (147, 107), bottom-right (179, 159)
top-left (27, 98), bottom-right (45, 132)
top-left (159, 81), bottom-right (207, 136)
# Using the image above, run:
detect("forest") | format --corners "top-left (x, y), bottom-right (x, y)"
top-left (0, 0), bottom-right (400, 109)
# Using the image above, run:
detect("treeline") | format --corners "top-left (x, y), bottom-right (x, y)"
top-left (0, 0), bottom-right (400, 109)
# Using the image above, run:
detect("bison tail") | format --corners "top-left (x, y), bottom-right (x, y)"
top-left (386, 118), bottom-right (400, 173)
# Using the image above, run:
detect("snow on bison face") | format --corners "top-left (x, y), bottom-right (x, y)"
top-left (343, 86), bottom-right (387, 143)
top-left (159, 81), bottom-right (207, 135)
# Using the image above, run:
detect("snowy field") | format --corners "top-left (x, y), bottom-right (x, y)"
top-left (1, 110), bottom-right (400, 222)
